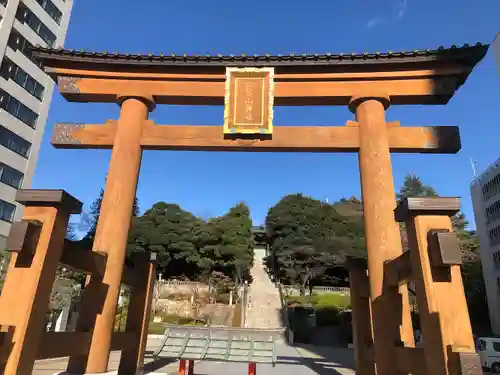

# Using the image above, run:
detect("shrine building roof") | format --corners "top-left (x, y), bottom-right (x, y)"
top-left (31, 43), bottom-right (488, 70)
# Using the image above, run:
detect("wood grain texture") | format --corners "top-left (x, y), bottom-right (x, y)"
top-left (5, 220), bottom-right (42, 254)
top-left (394, 197), bottom-right (461, 222)
top-left (54, 76), bottom-right (459, 106)
top-left (16, 189), bottom-right (83, 214)
top-left (80, 97), bottom-right (149, 373)
top-left (0, 206), bottom-right (71, 375)
top-left (51, 122), bottom-right (461, 154)
top-left (405, 215), bottom-right (476, 374)
top-left (384, 250), bottom-right (412, 287)
top-left (37, 332), bottom-right (91, 359)
top-left (119, 261), bottom-right (156, 374)
top-left (349, 266), bottom-right (376, 375)
top-left (356, 98), bottom-right (415, 375)
top-left (394, 346), bottom-right (426, 375)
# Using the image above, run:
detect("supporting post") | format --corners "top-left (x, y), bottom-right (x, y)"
top-left (118, 253), bottom-right (157, 375)
top-left (188, 359), bottom-right (195, 375)
top-left (345, 258), bottom-right (376, 375)
top-left (179, 359), bottom-right (187, 375)
top-left (395, 197), bottom-right (479, 375)
top-left (248, 362), bottom-right (257, 375)
top-left (0, 190), bottom-right (82, 375)
top-left (351, 96), bottom-right (415, 374)
top-left (68, 95), bottom-right (155, 374)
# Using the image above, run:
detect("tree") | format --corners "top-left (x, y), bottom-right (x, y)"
top-left (198, 203), bottom-right (254, 284)
top-left (83, 189), bottom-right (104, 243)
top-left (127, 201), bottom-right (254, 285)
top-left (127, 202), bottom-right (204, 278)
top-left (265, 194), bottom-right (366, 290)
top-left (84, 188), bottom-right (139, 243)
top-left (396, 174), bottom-right (438, 202)
top-left (396, 173), bottom-right (488, 331)
top-left (396, 173), bottom-right (479, 255)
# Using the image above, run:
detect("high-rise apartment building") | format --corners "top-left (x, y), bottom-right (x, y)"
top-left (0, 0), bottom-right (73, 249)
top-left (471, 159), bottom-right (500, 335)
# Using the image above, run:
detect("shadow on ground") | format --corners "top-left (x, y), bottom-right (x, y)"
top-left (279, 342), bottom-right (355, 375)
top-left (143, 350), bottom-right (176, 373)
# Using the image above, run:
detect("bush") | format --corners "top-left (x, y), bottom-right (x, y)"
top-left (157, 312), bottom-right (205, 325)
top-left (315, 306), bottom-right (341, 326)
top-left (215, 293), bottom-right (231, 304)
top-left (310, 294), bottom-right (350, 308)
top-left (284, 293), bottom-right (350, 327)
top-left (285, 293), bottom-right (351, 309)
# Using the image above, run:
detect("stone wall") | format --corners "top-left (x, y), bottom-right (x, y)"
top-left (158, 281), bottom-right (210, 297)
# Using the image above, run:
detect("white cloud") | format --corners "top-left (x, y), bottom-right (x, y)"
top-left (367, 0), bottom-right (408, 29)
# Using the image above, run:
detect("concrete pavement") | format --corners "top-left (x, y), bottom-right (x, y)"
top-left (32, 336), bottom-right (356, 375)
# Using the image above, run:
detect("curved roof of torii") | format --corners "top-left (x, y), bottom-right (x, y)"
top-left (30, 43), bottom-right (489, 107)
top-left (31, 43), bottom-right (488, 70)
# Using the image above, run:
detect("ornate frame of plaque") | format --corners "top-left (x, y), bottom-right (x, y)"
top-left (223, 67), bottom-right (274, 135)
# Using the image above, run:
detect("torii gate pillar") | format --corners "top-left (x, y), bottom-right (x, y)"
top-left (351, 96), bottom-right (415, 374)
top-left (68, 95), bottom-right (155, 374)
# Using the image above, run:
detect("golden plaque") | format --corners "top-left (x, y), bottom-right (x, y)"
top-left (223, 67), bottom-right (274, 135)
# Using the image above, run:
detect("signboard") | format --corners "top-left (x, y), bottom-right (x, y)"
top-left (223, 67), bottom-right (274, 135)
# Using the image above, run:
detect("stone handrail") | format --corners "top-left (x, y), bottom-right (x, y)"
top-left (282, 285), bottom-right (351, 296)
top-left (275, 281), bottom-right (294, 343)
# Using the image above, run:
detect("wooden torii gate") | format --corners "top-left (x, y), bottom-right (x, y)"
top-left (2, 43), bottom-right (485, 374)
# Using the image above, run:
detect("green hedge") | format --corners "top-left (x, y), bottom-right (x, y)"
top-left (285, 293), bottom-right (351, 309)
top-left (285, 293), bottom-right (351, 327)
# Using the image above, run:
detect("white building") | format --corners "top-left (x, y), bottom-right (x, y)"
top-left (0, 0), bottom-right (73, 249)
top-left (471, 158), bottom-right (500, 335)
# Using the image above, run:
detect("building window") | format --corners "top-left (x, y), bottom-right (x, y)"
top-left (490, 225), bottom-right (500, 247)
top-left (15, 3), bottom-right (56, 47)
top-left (486, 200), bottom-right (500, 225)
top-left (0, 199), bottom-right (15, 222)
top-left (0, 89), bottom-right (38, 128)
top-left (483, 173), bottom-right (500, 202)
top-left (0, 124), bottom-right (31, 158)
top-left (0, 57), bottom-right (45, 100)
top-left (7, 30), bottom-right (44, 70)
top-left (494, 251), bottom-right (500, 270)
top-left (33, 0), bottom-right (62, 25)
top-left (0, 163), bottom-right (23, 188)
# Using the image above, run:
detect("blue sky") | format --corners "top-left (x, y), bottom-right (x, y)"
top-left (32, 0), bottom-right (500, 230)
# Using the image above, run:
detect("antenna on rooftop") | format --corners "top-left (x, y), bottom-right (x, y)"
top-left (470, 157), bottom-right (477, 177)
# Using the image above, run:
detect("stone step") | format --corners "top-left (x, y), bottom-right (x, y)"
top-left (246, 249), bottom-right (283, 329)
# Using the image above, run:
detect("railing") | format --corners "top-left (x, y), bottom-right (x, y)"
top-left (239, 281), bottom-right (249, 327)
top-left (282, 285), bottom-right (351, 296)
top-left (276, 281), bottom-right (293, 343)
top-left (158, 280), bottom-right (207, 287)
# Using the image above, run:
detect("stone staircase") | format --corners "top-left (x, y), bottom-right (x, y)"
top-left (246, 248), bottom-right (283, 329)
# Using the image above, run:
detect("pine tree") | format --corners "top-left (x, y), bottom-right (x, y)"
top-left (83, 189), bottom-right (104, 242)
top-left (132, 196), bottom-right (140, 217)
top-left (396, 173), bottom-right (487, 330)
top-left (84, 188), bottom-right (139, 242)
top-left (397, 174), bottom-right (438, 202)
